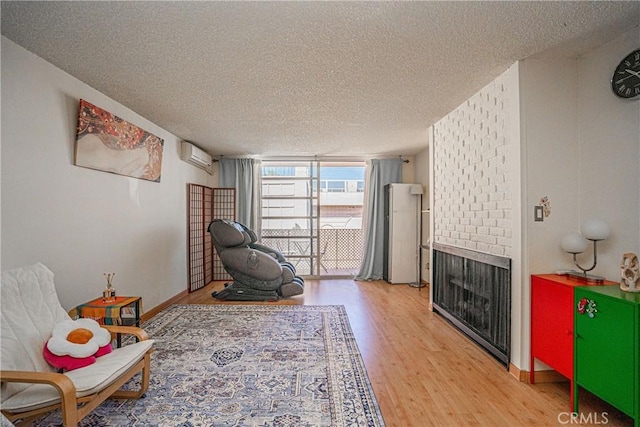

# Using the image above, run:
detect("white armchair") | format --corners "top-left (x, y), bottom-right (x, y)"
top-left (0, 263), bottom-right (154, 426)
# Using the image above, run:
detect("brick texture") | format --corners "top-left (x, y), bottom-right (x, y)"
top-left (433, 76), bottom-right (512, 257)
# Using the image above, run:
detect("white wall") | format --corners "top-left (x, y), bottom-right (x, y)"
top-left (401, 156), bottom-right (416, 183)
top-left (524, 26), bottom-right (640, 281)
top-left (577, 27), bottom-right (640, 279)
top-left (521, 59), bottom-right (581, 275)
top-left (1, 37), bottom-right (217, 311)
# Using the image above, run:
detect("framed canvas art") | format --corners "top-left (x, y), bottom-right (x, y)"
top-left (74, 99), bottom-right (164, 182)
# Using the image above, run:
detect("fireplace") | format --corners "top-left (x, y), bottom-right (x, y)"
top-left (432, 243), bottom-right (511, 366)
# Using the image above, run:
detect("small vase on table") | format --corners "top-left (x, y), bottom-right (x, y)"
top-left (103, 273), bottom-right (116, 303)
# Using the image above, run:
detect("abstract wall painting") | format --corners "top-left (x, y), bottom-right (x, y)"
top-left (74, 99), bottom-right (164, 182)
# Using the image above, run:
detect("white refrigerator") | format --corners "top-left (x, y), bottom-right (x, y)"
top-left (383, 183), bottom-right (421, 284)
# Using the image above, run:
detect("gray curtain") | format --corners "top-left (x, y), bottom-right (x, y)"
top-left (219, 158), bottom-right (261, 233)
top-left (355, 158), bottom-right (403, 281)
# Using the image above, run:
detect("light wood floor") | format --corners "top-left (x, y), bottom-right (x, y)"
top-left (177, 279), bottom-right (632, 427)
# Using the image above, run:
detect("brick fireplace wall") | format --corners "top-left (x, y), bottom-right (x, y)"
top-left (433, 69), bottom-right (514, 258)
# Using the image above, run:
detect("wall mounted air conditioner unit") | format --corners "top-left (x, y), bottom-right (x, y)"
top-left (181, 141), bottom-right (213, 174)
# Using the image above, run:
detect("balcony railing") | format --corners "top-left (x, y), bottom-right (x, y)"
top-left (261, 228), bottom-right (364, 276)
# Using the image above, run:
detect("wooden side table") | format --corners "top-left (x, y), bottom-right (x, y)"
top-left (70, 296), bottom-right (142, 347)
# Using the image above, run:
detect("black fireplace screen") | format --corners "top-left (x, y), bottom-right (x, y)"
top-left (433, 243), bottom-right (511, 366)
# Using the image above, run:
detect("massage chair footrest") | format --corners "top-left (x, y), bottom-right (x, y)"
top-left (212, 282), bottom-right (280, 301)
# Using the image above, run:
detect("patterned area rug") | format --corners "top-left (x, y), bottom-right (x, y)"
top-left (33, 304), bottom-right (386, 426)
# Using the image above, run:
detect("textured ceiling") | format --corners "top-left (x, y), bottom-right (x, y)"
top-left (2, 1), bottom-right (639, 157)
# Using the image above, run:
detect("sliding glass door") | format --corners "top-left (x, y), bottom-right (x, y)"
top-left (260, 160), bottom-right (365, 277)
top-left (316, 163), bottom-right (365, 276)
top-left (261, 161), bottom-right (318, 275)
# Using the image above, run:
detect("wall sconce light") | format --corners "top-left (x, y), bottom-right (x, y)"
top-left (561, 218), bottom-right (610, 283)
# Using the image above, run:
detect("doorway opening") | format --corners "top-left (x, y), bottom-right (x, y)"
top-left (260, 160), bottom-right (365, 277)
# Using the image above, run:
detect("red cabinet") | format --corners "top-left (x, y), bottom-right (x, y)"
top-left (530, 274), bottom-right (615, 410)
top-left (531, 275), bottom-right (575, 381)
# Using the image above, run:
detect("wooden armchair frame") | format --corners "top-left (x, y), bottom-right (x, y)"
top-left (1, 325), bottom-right (152, 427)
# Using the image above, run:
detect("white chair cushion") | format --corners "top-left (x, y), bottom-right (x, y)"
top-left (1, 264), bottom-right (71, 399)
top-left (1, 339), bottom-right (154, 412)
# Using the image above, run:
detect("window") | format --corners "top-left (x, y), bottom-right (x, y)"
top-left (260, 161), bottom-right (365, 277)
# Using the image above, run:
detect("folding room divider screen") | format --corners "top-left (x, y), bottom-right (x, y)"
top-left (211, 188), bottom-right (236, 281)
top-left (187, 184), bottom-right (235, 292)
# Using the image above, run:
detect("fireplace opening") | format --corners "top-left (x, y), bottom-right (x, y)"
top-left (433, 243), bottom-right (511, 367)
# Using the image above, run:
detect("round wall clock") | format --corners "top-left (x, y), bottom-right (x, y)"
top-left (611, 48), bottom-right (640, 99)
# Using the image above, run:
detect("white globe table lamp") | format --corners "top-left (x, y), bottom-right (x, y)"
top-left (561, 219), bottom-right (610, 283)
